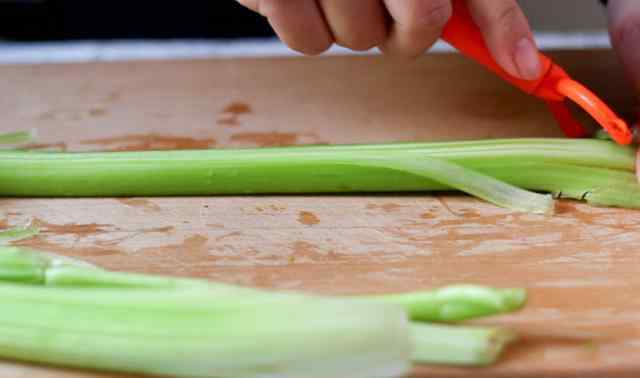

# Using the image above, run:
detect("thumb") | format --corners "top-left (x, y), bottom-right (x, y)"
top-left (608, 0), bottom-right (640, 94)
top-left (467, 0), bottom-right (541, 81)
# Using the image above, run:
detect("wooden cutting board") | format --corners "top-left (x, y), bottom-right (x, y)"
top-left (1, 50), bottom-right (639, 378)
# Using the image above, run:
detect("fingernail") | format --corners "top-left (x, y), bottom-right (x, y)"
top-left (514, 38), bottom-right (542, 80)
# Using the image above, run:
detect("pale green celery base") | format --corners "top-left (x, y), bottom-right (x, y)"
top-left (0, 284), bottom-right (412, 378)
top-left (0, 247), bottom-right (521, 371)
top-left (410, 323), bottom-right (516, 366)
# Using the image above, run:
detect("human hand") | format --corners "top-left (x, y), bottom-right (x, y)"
top-left (236, 0), bottom-right (542, 80)
top-left (608, 0), bottom-right (640, 94)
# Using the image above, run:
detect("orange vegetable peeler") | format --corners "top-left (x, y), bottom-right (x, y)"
top-left (441, 0), bottom-right (633, 145)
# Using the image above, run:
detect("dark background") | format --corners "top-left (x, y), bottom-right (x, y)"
top-left (0, 1), bottom-right (276, 40)
top-left (0, 1), bottom-right (610, 41)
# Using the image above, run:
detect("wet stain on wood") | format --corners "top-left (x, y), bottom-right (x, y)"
top-left (216, 116), bottom-right (239, 127)
top-left (230, 132), bottom-right (299, 147)
top-left (31, 218), bottom-right (112, 237)
top-left (457, 208), bottom-right (482, 218)
top-left (217, 102), bottom-right (252, 127)
top-left (556, 200), bottom-right (580, 215)
top-left (420, 212), bottom-right (437, 219)
top-left (117, 198), bottom-right (162, 213)
top-left (145, 226), bottom-right (175, 234)
top-left (223, 102), bottom-right (252, 115)
top-left (82, 134), bottom-right (217, 151)
top-left (13, 236), bottom-right (122, 257)
top-left (21, 142), bottom-right (68, 151)
top-left (366, 203), bottom-right (404, 213)
top-left (298, 211), bottom-right (320, 226)
top-left (137, 235), bottom-right (211, 262)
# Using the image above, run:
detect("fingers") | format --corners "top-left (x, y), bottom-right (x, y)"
top-left (237, 0), bottom-right (333, 55)
top-left (608, 0), bottom-right (640, 93)
top-left (381, 0), bottom-right (453, 58)
top-left (238, 0), bottom-right (538, 75)
top-left (467, 0), bottom-right (541, 80)
top-left (318, 0), bottom-right (388, 51)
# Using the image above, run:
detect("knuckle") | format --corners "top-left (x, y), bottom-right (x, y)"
top-left (410, 0), bottom-right (452, 30)
top-left (494, 3), bottom-right (521, 31)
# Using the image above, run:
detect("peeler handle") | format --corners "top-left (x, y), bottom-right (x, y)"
top-left (440, 0), bottom-right (591, 138)
top-left (441, 0), bottom-right (559, 100)
top-left (439, 0), bottom-right (632, 143)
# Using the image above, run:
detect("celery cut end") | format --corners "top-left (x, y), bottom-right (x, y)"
top-left (410, 324), bottom-right (516, 366)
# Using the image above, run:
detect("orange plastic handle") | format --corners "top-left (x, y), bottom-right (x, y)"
top-left (440, 0), bottom-right (633, 145)
top-left (556, 79), bottom-right (632, 143)
top-left (441, 0), bottom-right (562, 101)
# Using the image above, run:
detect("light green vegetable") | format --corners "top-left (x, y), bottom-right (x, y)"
top-left (0, 246), bottom-right (522, 375)
top-left (0, 283), bottom-right (412, 378)
top-left (349, 155), bottom-right (554, 214)
top-left (0, 130), bottom-right (36, 145)
top-left (411, 323), bottom-right (516, 366)
top-left (0, 226), bottom-right (40, 245)
top-left (365, 285), bottom-right (526, 323)
top-left (0, 247), bottom-right (412, 378)
top-left (1, 138), bottom-right (638, 210)
top-left (0, 246), bottom-right (526, 323)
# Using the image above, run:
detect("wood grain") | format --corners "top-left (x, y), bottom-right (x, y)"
top-left (0, 51), bottom-right (639, 378)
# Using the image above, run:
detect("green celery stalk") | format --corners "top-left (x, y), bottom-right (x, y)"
top-left (345, 155), bottom-right (553, 214)
top-left (411, 323), bottom-right (516, 366)
top-left (483, 162), bottom-right (640, 208)
top-left (365, 285), bottom-right (526, 323)
top-left (0, 247), bottom-right (524, 374)
top-left (0, 246), bottom-right (526, 323)
top-left (0, 247), bottom-right (94, 285)
top-left (0, 130), bottom-right (36, 145)
top-left (0, 138), bottom-right (636, 208)
top-left (43, 266), bottom-right (527, 322)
